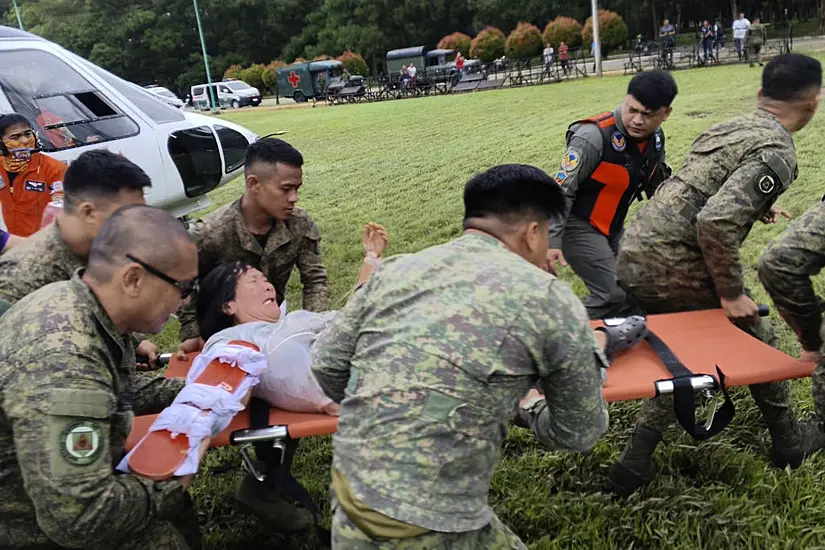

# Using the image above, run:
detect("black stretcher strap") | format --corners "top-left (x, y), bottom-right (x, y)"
top-left (645, 331), bottom-right (736, 441)
top-left (249, 397), bottom-right (331, 546)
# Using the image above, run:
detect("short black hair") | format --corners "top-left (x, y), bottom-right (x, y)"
top-left (0, 113), bottom-right (32, 138)
top-left (463, 164), bottom-right (565, 227)
top-left (196, 261), bottom-right (256, 341)
top-left (627, 70), bottom-right (679, 111)
top-left (87, 204), bottom-right (193, 281)
top-left (244, 137), bottom-right (303, 175)
top-left (762, 54), bottom-right (822, 101)
top-left (63, 150), bottom-right (152, 213)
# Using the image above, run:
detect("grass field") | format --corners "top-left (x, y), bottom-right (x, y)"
top-left (153, 56), bottom-right (825, 549)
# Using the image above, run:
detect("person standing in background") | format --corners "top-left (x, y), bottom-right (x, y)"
top-left (733, 13), bottom-right (751, 61)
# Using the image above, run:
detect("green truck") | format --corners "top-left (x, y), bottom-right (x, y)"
top-left (385, 46), bottom-right (480, 87)
top-left (275, 60), bottom-right (345, 103)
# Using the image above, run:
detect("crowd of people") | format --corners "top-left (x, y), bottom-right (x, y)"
top-left (0, 52), bottom-right (823, 549)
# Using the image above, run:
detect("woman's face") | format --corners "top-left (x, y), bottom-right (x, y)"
top-left (224, 267), bottom-right (281, 324)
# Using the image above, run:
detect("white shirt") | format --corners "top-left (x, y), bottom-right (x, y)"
top-left (733, 18), bottom-right (750, 39)
top-left (543, 47), bottom-right (554, 62)
top-left (408, 65), bottom-right (417, 77)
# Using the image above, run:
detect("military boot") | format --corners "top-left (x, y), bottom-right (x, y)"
top-left (606, 425), bottom-right (663, 497)
top-left (764, 415), bottom-right (825, 469)
top-left (749, 382), bottom-right (825, 469)
top-left (235, 472), bottom-right (312, 532)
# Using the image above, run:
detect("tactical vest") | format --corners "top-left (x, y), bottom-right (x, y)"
top-left (567, 112), bottom-right (665, 237)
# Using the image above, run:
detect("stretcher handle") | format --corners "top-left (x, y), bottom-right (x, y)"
top-left (230, 425), bottom-right (288, 444)
top-left (655, 374), bottom-right (717, 395)
top-left (135, 353), bottom-right (173, 366)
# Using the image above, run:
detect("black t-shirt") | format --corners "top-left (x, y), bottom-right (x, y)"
top-left (252, 232), bottom-right (268, 249)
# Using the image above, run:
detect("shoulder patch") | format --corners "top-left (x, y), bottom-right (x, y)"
top-left (654, 132), bottom-right (663, 151)
top-left (561, 149), bottom-right (580, 172)
top-left (59, 420), bottom-right (103, 466)
top-left (611, 131), bottom-right (627, 152)
top-left (755, 173), bottom-right (777, 196)
top-left (761, 152), bottom-right (793, 187)
top-left (554, 171), bottom-right (568, 185)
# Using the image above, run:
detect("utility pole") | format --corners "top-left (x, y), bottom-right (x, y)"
top-left (192, 0), bottom-right (218, 112)
top-left (591, 0), bottom-right (602, 76)
top-left (12, 0), bottom-right (24, 30)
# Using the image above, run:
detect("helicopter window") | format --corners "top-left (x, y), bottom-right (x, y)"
top-left (214, 125), bottom-right (249, 174)
top-left (85, 63), bottom-right (186, 125)
top-left (168, 126), bottom-right (222, 198)
top-left (0, 48), bottom-right (140, 151)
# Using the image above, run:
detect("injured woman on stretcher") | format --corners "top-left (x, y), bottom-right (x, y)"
top-left (189, 220), bottom-right (651, 417)
top-left (191, 222), bottom-right (391, 417)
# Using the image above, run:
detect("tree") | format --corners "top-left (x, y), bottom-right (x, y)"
top-left (338, 50), bottom-right (369, 75)
top-left (470, 26), bottom-right (506, 61)
top-left (582, 9), bottom-right (628, 51)
top-left (261, 60), bottom-right (286, 91)
top-left (437, 32), bottom-right (472, 57)
top-left (543, 16), bottom-right (583, 48)
top-left (505, 21), bottom-right (543, 58)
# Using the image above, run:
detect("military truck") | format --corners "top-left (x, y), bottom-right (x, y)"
top-left (385, 46), bottom-right (480, 87)
top-left (275, 60), bottom-right (345, 103)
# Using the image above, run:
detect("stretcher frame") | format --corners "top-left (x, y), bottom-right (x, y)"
top-left (127, 307), bottom-right (816, 472)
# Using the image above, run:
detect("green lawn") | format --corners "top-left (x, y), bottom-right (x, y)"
top-left (154, 56), bottom-right (825, 549)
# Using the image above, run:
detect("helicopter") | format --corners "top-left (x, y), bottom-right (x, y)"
top-left (0, 25), bottom-right (261, 225)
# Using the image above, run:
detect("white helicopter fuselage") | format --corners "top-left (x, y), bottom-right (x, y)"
top-left (0, 26), bottom-right (257, 222)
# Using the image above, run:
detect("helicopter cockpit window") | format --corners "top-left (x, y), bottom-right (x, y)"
top-left (84, 63), bottom-right (186, 125)
top-left (0, 49), bottom-right (140, 151)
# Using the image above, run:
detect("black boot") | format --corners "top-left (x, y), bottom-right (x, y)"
top-left (751, 383), bottom-right (825, 469)
top-left (606, 425), bottom-right (662, 497)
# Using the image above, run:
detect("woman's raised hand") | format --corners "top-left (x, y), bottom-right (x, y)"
top-left (363, 222), bottom-right (388, 258)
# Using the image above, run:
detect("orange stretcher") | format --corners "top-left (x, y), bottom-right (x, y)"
top-left (126, 308), bottom-right (816, 457)
top-left (126, 351), bottom-right (338, 478)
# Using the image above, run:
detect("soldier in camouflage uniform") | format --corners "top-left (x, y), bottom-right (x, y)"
top-left (0, 204), bottom-right (203, 549)
top-left (607, 53), bottom-right (824, 496)
top-left (311, 164), bottom-right (648, 548)
top-left (758, 199), bottom-right (825, 440)
top-left (175, 137), bottom-right (328, 531)
top-left (0, 149), bottom-right (157, 366)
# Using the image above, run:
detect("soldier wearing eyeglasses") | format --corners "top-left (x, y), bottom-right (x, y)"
top-left (0, 149), bottom-right (160, 367)
top-left (0, 204), bottom-right (205, 550)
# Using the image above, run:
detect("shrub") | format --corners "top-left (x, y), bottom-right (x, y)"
top-left (470, 26), bottom-right (506, 62)
top-left (582, 9), bottom-right (628, 50)
top-left (312, 54), bottom-right (333, 61)
top-left (238, 63), bottom-right (265, 91)
top-left (437, 32), bottom-right (472, 58)
top-left (261, 60), bottom-right (286, 91)
top-left (543, 16), bottom-right (583, 48)
top-left (223, 64), bottom-right (243, 81)
top-left (293, 56), bottom-right (307, 63)
top-left (505, 22), bottom-right (544, 59)
top-left (337, 50), bottom-right (369, 76)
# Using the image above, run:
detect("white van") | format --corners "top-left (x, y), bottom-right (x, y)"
top-left (190, 79), bottom-right (262, 110)
top-left (0, 26), bottom-right (258, 220)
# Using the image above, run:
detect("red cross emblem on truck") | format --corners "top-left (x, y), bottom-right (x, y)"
top-left (287, 71), bottom-right (301, 88)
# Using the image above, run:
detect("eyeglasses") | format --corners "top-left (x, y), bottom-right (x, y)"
top-left (126, 254), bottom-right (198, 299)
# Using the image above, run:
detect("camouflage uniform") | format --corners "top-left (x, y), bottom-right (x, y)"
top-left (312, 232), bottom-right (609, 547)
top-left (0, 271), bottom-right (193, 549)
top-left (0, 221), bottom-right (83, 304)
top-left (758, 199), bottom-right (825, 427)
top-left (0, 220), bottom-right (145, 347)
top-left (178, 199), bottom-right (328, 342)
top-left (609, 108), bottom-right (810, 493)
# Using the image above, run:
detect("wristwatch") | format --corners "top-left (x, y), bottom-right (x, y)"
top-left (364, 252), bottom-right (381, 268)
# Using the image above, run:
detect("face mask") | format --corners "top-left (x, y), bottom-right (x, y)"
top-left (1, 134), bottom-right (36, 173)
